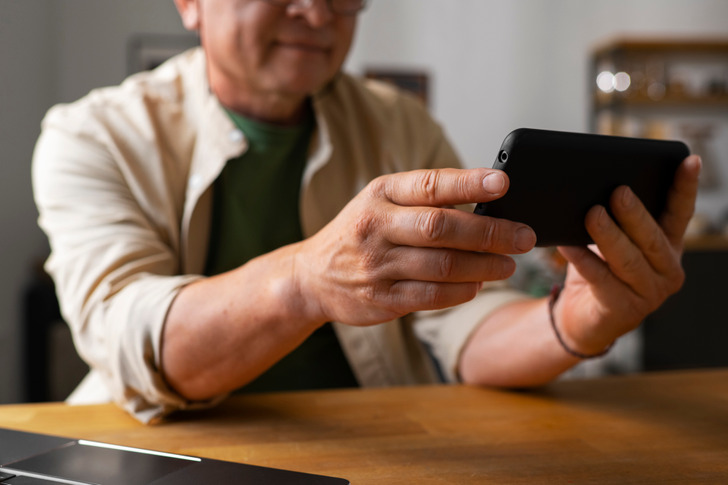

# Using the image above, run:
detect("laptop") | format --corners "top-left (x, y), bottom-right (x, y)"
top-left (0, 427), bottom-right (349, 484)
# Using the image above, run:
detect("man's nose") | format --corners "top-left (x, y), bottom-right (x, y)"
top-left (287, 0), bottom-right (334, 27)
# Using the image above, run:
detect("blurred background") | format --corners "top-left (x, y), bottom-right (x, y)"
top-left (1, 0), bottom-right (727, 404)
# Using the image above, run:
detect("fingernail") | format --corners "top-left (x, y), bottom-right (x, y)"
top-left (515, 227), bottom-right (536, 252)
top-left (621, 187), bottom-right (635, 208)
top-left (693, 155), bottom-right (703, 171)
top-left (597, 206), bottom-right (610, 228)
top-left (483, 173), bottom-right (505, 195)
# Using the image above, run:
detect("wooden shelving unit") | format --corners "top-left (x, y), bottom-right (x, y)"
top-left (685, 234), bottom-right (728, 251)
top-left (590, 38), bottom-right (728, 135)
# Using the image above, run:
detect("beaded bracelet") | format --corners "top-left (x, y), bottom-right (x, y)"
top-left (548, 284), bottom-right (613, 359)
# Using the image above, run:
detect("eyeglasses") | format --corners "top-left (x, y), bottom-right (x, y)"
top-left (260, 0), bottom-right (368, 16)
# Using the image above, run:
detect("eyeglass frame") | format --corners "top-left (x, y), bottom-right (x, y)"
top-left (259, 0), bottom-right (369, 16)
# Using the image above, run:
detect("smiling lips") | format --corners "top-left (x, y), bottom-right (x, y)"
top-left (276, 42), bottom-right (330, 53)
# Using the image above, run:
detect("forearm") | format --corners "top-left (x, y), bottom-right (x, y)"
top-left (458, 297), bottom-right (582, 388)
top-left (161, 242), bottom-right (325, 401)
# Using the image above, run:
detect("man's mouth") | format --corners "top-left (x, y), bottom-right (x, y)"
top-left (277, 42), bottom-right (329, 52)
top-left (275, 39), bottom-right (330, 53)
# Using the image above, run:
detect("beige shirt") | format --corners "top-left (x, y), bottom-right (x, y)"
top-left (33, 48), bottom-right (527, 423)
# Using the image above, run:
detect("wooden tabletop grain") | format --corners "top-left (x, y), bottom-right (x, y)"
top-left (2, 368), bottom-right (727, 484)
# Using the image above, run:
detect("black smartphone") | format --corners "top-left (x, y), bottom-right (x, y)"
top-left (473, 128), bottom-right (689, 246)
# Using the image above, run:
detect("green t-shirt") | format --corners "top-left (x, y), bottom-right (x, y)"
top-left (205, 108), bottom-right (358, 393)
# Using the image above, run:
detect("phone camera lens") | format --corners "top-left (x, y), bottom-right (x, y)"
top-left (499, 150), bottom-right (509, 163)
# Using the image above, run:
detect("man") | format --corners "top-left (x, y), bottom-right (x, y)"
top-left (32, 0), bottom-right (700, 423)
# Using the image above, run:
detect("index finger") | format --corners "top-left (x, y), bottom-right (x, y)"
top-left (375, 168), bottom-right (509, 208)
top-left (660, 155), bottom-right (701, 248)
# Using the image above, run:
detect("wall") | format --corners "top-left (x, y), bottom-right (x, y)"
top-left (0, 0), bottom-right (189, 404)
top-left (49, 1), bottom-right (191, 104)
top-left (1, 0), bottom-right (727, 403)
top-left (0, 0), bottom-right (54, 404)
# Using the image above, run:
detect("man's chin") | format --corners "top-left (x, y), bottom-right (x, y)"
top-left (272, 74), bottom-right (336, 98)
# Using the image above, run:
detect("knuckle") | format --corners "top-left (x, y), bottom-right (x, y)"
top-left (353, 212), bottom-right (379, 242)
top-left (417, 209), bottom-right (447, 243)
top-left (437, 251), bottom-right (456, 280)
top-left (358, 247), bottom-right (383, 275)
top-left (423, 283), bottom-right (446, 307)
top-left (479, 220), bottom-right (500, 249)
top-left (415, 170), bottom-right (441, 204)
top-left (365, 175), bottom-right (389, 200)
top-left (643, 228), bottom-right (667, 257)
top-left (620, 252), bottom-right (643, 275)
top-left (376, 282), bottom-right (414, 319)
top-left (360, 282), bottom-right (382, 307)
top-left (455, 172), bottom-right (472, 200)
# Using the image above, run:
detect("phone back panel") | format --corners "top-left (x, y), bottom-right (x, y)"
top-left (474, 128), bottom-right (689, 246)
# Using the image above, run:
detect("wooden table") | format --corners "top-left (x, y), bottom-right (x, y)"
top-left (2, 369), bottom-right (727, 483)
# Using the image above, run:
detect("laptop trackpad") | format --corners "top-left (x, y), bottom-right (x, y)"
top-left (8, 441), bottom-right (194, 485)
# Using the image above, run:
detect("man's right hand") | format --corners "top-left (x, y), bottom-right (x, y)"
top-left (292, 167), bottom-right (537, 326)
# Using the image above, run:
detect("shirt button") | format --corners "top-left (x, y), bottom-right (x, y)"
top-left (229, 129), bottom-right (243, 143)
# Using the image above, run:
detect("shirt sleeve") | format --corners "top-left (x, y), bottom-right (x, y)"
top-left (32, 105), bottom-right (220, 423)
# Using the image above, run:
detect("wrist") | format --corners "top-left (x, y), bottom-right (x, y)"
top-left (244, 243), bottom-right (328, 332)
top-left (548, 284), bottom-right (613, 359)
top-left (279, 242), bottom-right (330, 326)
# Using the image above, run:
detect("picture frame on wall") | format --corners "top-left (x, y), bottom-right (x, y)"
top-left (365, 69), bottom-right (430, 107)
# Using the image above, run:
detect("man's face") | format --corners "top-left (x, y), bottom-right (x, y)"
top-left (185, 0), bottom-right (357, 108)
